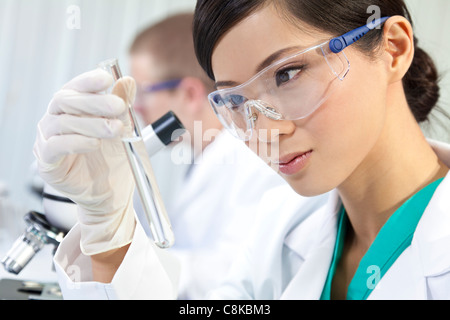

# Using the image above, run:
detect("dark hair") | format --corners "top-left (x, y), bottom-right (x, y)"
top-left (193, 0), bottom-right (440, 123)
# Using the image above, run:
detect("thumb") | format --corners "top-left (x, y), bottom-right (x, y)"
top-left (111, 76), bottom-right (137, 130)
top-left (112, 76), bottom-right (136, 106)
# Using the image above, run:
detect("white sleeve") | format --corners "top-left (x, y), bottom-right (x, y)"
top-left (53, 221), bottom-right (181, 300)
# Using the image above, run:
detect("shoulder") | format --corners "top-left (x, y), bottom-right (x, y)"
top-left (408, 172), bottom-right (450, 298)
top-left (414, 172), bottom-right (450, 263)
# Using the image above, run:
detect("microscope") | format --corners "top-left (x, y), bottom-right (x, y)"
top-left (0, 183), bottom-right (75, 300)
top-left (0, 111), bottom-right (184, 299)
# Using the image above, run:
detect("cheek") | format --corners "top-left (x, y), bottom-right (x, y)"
top-left (285, 68), bottom-right (387, 195)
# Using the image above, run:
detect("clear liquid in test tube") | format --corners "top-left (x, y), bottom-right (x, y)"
top-left (98, 58), bottom-right (179, 248)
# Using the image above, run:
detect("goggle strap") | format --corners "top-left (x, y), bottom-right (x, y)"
top-left (329, 17), bottom-right (389, 53)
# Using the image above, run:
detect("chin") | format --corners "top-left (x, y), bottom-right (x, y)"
top-left (283, 173), bottom-right (334, 198)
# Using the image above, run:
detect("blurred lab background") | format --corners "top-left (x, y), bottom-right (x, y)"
top-left (0, 0), bottom-right (449, 287)
top-left (0, 0), bottom-right (198, 290)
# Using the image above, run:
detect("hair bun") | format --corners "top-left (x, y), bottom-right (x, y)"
top-left (403, 40), bottom-right (440, 123)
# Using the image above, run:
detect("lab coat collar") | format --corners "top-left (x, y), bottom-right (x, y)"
top-left (194, 129), bottom-right (240, 164)
top-left (184, 129), bottom-right (241, 180)
top-left (281, 191), bottom-right (341, 299)
top-left (281, 139), bottom-right (450, 299)
top-left (412, 140), bottom-right (450, 278)
top-left (283, 191), bottom-right (341, 258)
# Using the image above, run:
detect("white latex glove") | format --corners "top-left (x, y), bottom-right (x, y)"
top-left (33, 68), bottom-right (137, 256)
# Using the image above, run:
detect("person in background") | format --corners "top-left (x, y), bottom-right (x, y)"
top-left (126, 13), bottom-right (289, 299)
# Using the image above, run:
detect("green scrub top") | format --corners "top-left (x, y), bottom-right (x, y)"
top-left (320, 177), bottom-right (444, 300)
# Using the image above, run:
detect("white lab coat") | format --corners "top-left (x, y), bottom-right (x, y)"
top-left (55, 130), bottom-right (291, 299)
top-left (54, 140), bottom-right (450, 299)
top-left (148, 130), bottom-right (287, 298)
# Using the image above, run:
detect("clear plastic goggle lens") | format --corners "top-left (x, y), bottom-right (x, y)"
top-left (208, 41), bottom-right (350, 141)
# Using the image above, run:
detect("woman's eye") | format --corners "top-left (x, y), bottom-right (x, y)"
top-left (225, 94), bottom-right (246, 109)
top-left (212, 94), bottom-right (224, 106)
top-left (275, 67), bottom-right (303, 86)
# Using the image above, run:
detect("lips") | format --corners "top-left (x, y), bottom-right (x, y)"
top-left (277, 150), bottom-right (312, 175)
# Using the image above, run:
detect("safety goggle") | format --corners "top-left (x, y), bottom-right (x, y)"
top-left (208, 17), bottom-right (389, 141)
top-left (136, 78), bottom-right (182, 98)
top-left (135, 79), bottom-right (182, 110)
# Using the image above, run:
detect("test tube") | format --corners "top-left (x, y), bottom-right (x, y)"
top-left (98, 58), bottom-right (179, 248)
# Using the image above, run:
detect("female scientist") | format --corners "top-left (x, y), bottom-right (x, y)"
top-left (34, 0), bottom-right (450, 299)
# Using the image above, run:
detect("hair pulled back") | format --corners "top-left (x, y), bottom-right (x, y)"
top-left (193, 0), bottom-right (440, 123)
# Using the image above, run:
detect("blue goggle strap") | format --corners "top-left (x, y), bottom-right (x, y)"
top-left (143, 79), bottom-right (182, 93)
top-left (329, 17), bottom-right (389, 54)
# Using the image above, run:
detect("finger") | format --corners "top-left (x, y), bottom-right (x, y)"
top-left (39, 113), bottom-right (125, 140)
top-left (62, 69), bottom-right (113, 93)
top-left (35, 132), bottom-right (101, 165)
top-left (48, 90), bottom-right (126, 118)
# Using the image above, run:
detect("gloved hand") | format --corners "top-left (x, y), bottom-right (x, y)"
top-left (33, 68), bottom-right (137, 256)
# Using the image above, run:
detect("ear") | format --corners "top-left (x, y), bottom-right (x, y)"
top-left (381, 16), bottom-right (415, 83)
top-left (177, 77), bottom-right (207, 115)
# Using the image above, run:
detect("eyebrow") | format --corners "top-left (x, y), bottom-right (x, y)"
top-left (256, 46), bottom-right (302, 74)
top-left (214, 80), bottom-right (239, 89)
top-left (214, 46), bottom-right (304, 89)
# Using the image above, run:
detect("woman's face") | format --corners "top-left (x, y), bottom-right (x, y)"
top-left (211, 5), bottom-right (389, 196)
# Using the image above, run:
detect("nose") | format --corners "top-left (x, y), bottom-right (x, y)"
top-left (254, 116), bottom-right (296, 143)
